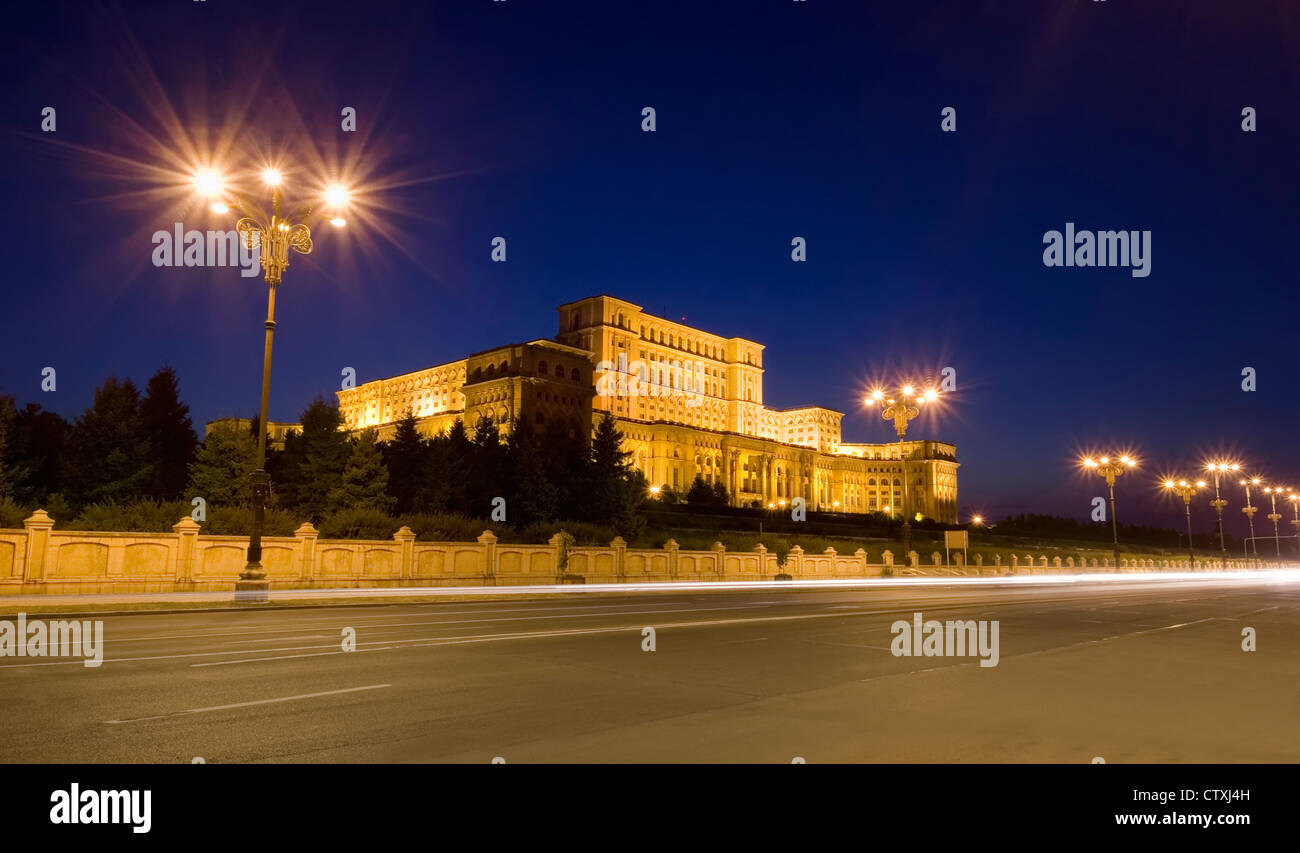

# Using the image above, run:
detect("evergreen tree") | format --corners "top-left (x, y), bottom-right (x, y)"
top-left (382, 412), bottom-right (427, 514)
top-left (188, 422), bottom-right (257, 505)
top-left (587, 412), bottom-right (644, 537)
top-left (686, 475), bottom-right (714, 506)
top-left (505, 417), bottom-right (558, 526)
top-left (329, 429), bottom-right (394, 513)
top-left (294, 397), bottom-right (351, 520)
top-left (0, 394), bottom-right (16, 500)
top-left (65, 377), bottom-right (153, 508)
top-left (425, 419), bottom-right (473, 513)
top-left (468, 415), bottom-right (507, 515)
top-left (140, 366), bottom-right (198, 501)
top-left (5, 403), bottom-right (69, 503)
top-left (711, 479), bottom-right (729, 507)
top-left (540, 417), bottom-right (591, 520)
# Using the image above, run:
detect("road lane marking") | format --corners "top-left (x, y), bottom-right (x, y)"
top-left (103, 683), bottom-right (391, 724)
top-left (99, 604), bottom-right (779, 645)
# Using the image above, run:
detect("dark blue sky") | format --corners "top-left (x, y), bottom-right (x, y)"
top-left (3, 0), bottom-right (1298, 532)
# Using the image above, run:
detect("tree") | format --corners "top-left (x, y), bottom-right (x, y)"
top-left (381, 412), bottom-right (427, 515)
top-left (587, 412), bottom-right (645, 537)
top-left (505, 417), bottom-right (558, 526)
top-left (711, 479), bottom-right (729, 507)
top-left (423, 419), bottom-right (472, 513)
top-left (140, 366), bottom-right (198, 501)
top-left (294, 397), bottom-right (351, 520)
top-left (328, 429), bottom-right (393, 513)
top-left (65, 377), bottom-right (153, 508)
top-left (686, 475), bottom-right (714, 506)
top-left (468, 415), bottom-right (507, 515)
top-left (3, 403), bottom-right (69, 503)
top-left (0, 394), bottom-right (16, 500)
top-left (188, 422), bottom-right (257, 506)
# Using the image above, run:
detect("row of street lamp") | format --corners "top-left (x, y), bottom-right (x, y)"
top-left (1081, 456), bottom-right (1299, 568)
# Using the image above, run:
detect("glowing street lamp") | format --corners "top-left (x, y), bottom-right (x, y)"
top-left (1081, 454), bottom-right (1137, 568)
top-left (1262, 486), bottom-right (1286, 558)
top-left (1239, 476), bottom-right (1261, 563)
top-left (865, 384), bottom-right (941, 560)
top-left (1163, 478), bottom-right (1205, 565)
top-left (196, 165), bottom-right (351, 602)
top-left (1204, 461), bottom-right (1240, 565)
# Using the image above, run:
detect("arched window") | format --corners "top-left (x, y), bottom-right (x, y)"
top-left (555, 363), bottom-right (565, 377)
top-left (570, 367), bottom-right (580, 381)
top-left (485, 364), bottom-right (495, 377)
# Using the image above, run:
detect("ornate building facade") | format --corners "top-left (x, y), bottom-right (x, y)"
top-left (330, 295), bottom-right (958, 522)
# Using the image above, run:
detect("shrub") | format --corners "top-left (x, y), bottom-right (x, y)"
top-left (317, 508), bottom-right (399, 540)
top-left (204, 505), bottom-right (298, 537)
top-left (511, 520), bottom-right (617, 546)
top-left (0, 497), bottom-right (28, 529)
top-left (396, 513), bottom-right (505, 542)
top-left (67, 500), bottom-right (190, 533)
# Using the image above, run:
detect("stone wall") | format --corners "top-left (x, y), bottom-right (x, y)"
top-left (0, 511), bottom-right (1256, 595)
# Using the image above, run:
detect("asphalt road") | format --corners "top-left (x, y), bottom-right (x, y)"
top-left (1, 576), bottom-right (1296, 763)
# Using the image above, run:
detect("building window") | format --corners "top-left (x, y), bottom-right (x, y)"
top-left (570, 367), bottom-right (580, 381)
top-left (538, 360), bottom-right (547, 375)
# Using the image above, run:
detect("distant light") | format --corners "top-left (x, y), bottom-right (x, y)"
top-left (649, 485), bottom-right (660, 495)
top-left (972, 515), bottom-right (983, 525)
top-left (324, 185), bottom-right (350, 207)
top-left (1195, 480), bottom-right (1207, 488)
top-left (194, 169), bottom-right (223, 197)
top-left (262, 168), bottom-right (282, 186)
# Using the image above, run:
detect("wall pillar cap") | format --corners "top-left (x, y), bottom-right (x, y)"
top-left (663, 538), bottom-right (679, 550)
top-left (295, 522), bottom-right (319, 537)
top-left (478, 530), bottom-right (499, 544)
top-left (610, 536), bottom-right (627, 547)
top-left (393, 525), bottom-right (416, 542)
top-left (24, 509), bottom-right (54, 528)
top-left (173, 517), bottom-right (201, 534)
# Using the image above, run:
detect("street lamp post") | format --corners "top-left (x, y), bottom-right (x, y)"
top-left (1240, 476), bottom-right (1261, 566)
top-left (196, 167), bottom-right (349, 602)
top-left (865, 385), bottom-right (940, 564)
top-left (1163, 478), bottom-right (1204, 566)
top-left (1205, 462), bottom-right (1239, 568)
top-left (1263, 486), bottom-right (1285, 559)
top-left (1081, 454), bottom-right (1137, 569)
top-left (1289, 493), bottom-right (1300, 561)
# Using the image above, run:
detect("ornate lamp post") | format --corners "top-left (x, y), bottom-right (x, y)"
top-left (195, 167), bottom-right (350, 602)
top-left (1162, 478), bottom-right (1204, 566)
top-left (1081, 454), bottom-right (1137, 568)
top-left (1262, 486), bottom-right (1286, 559)
top-left (1204, 461), bottom-right (1239, 567)
top-left (865, 385), bottom-right (940, 562)
top-left (1239, 476), bottom-right (1261, 565)
top-left (1289, 492), bottom-right (1300, 561)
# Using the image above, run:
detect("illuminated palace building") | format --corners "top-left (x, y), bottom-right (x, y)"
top-left (335, 295), bottom-right (959, 522)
